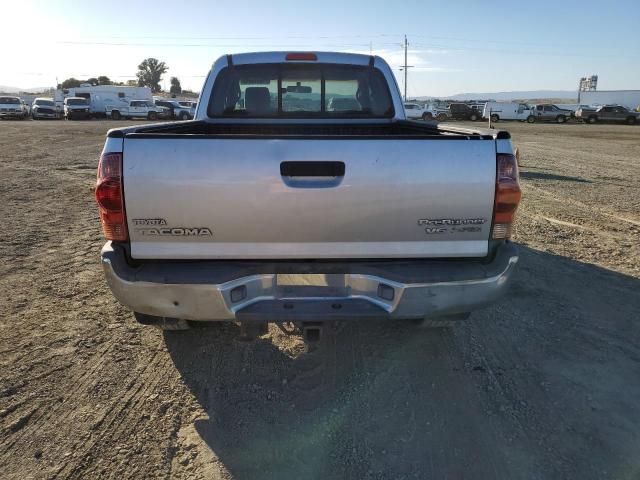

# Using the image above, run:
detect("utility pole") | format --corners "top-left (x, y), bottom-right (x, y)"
top-left (404, 35), bottom-right (408, 101)
top-left (399, 35), bottom-right (413, 101)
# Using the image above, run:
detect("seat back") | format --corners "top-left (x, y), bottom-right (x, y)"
top-left (245, 87), bottom-right (272, 115)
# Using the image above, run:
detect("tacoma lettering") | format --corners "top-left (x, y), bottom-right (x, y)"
top-left (138, 228), bottom-right (212, 236)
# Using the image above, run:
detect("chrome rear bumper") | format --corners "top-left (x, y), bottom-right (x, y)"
top-left (101, 242), bottom-right (518, 322)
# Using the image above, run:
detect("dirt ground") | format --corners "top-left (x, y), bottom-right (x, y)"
top-left (1, 119), bottom-right (639, 480)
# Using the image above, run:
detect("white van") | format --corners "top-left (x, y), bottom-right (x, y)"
top-left (55, 86), bottom-right (153, 117)
top-left (482, 102), bottom-right (534, 123)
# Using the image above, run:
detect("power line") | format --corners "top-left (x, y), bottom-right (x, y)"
top-left (53, 38), bottom-right (623, 59)
top-left (406, 32), bottom-right (626, 50)
top-left (410, 42), bottom-right (626, 58)
top-left (52, 30), bottom-right (628, 52)
top-left (55, 40), bottom-right (375, 48)
top-left (65, 33), bottom-right (403, 41)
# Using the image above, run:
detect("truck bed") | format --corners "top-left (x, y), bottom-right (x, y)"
top-left (108, 119), bottom-right (507, 140)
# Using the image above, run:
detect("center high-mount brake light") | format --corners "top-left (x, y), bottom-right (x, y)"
top-left (491, 153), bottom-right (522, 240)
top-left (285, 53), bottom-right (318, 61)
top-left (95, 152), bottom-right (128, 241)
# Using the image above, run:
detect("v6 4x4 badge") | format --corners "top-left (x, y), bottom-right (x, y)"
top-left (418, 218), bottom-right (486, 234)
top-left (418, 218), bottom-right (486, 226)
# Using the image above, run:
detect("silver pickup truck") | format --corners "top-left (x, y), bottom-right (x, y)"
top-left (96, 52), bottom-right (521, 341)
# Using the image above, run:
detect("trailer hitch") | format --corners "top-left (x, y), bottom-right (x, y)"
top-left (301, 322), bottom-right (324, 343)
top-left (238, 321), bottom-right (333, 344)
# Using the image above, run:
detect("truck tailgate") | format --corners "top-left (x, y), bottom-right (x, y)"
top-left (122, 138), bottom-right (496, 259)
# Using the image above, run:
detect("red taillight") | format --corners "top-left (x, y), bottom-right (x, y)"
top-left (492, 153), bottom-right (522, 240)
top-left (285, 52), bottom-right (318, 61)
top-left (96, 152), bottom-right (128, 241)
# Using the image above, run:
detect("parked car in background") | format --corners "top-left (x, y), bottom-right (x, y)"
top-left (155, 99), bottom-right (193, 120)
top-left (106, 100), bottom-right (168, 120)
top-left (575, 105), bottom-right (639, 125)
top-left (404, 102), bottom-right (430, 120)
top-left (31, 98), bottom-right (59, 119)
top-left (426, 103), bottom-right (450, 121)
top-left (0, 96), bottom-right (28, 119)
top-left (573, 106), bottom-right (598, 122)
top-left (64, 97), bottom-right (91, 120)
top-left (21, 99), bottom-right (31, 116)
top-left (178, 101), bottom-right (197, 117)
top-left (532, 104), bottom-right (573, 123)
top-left (483, 102), bottom-right (534, 123)
top-left (449, 103), bottom-right (481, 121)
top-left (403, 102), bottom-right (448, 121)
top-left (96, 51), bottom-right (521, 337)
top-left (546, 104), bottom-right (585, 114)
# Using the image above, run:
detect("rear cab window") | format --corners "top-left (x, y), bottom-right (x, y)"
top-left (208, 63), bottom-right (394, 118)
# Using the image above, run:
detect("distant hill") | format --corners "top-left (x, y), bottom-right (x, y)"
top-left (413, 90), bottom-right (577, 102)
top-left (0, 85), bottom-right (52, 94)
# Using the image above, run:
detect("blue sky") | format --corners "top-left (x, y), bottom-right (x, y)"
top-left (3, 0), bottom-right (639, 96)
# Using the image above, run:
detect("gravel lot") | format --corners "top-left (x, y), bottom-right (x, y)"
top-left (1, 120), bottom-right (639, 480)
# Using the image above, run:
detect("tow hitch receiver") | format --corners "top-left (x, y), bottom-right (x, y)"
top-left (302, 322), bottom-right (323, 343)
top-left (238, 320), bottom-right (332, 344)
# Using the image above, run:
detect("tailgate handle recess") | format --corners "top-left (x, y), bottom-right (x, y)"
top-left (280, 161), bottom-right (345, 177)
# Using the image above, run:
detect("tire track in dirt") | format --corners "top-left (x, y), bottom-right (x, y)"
top-left (525, 184), bottom-right (640, 226)
top-left (521, 212), bottom-right (636, 243)
top-left (0, 341), bottom-right (117, 456)
top-left (57, 351), bottom-right (173, 480)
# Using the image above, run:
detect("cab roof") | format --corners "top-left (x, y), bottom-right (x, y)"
top-left (222, 51), bottom-right (377, 67)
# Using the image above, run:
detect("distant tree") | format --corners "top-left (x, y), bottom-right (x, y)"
top-left (136, 58), bottom-right (168, 92)
top-left (169, 77), bottom-right (182, 95)
top-left (60, 77), bottom-right (82, 89)
top-left (86, 77), bottom-right (99, 86)
top-left (126, 80), bottom-right (138, 86)
top-left (97, 75), bottom-right (112, 85)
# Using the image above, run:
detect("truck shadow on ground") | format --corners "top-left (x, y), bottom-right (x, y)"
top-left (519, 170), bottom-right (592, 183)
top-left (164, 245), bottom-right (640, 480)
